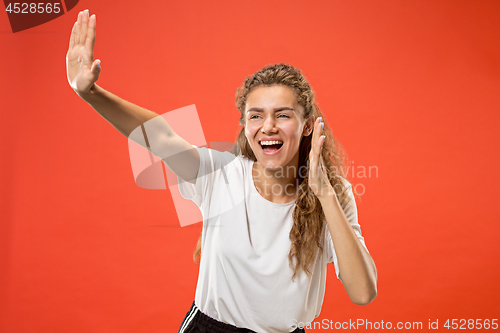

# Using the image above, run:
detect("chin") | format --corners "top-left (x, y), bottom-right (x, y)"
top-left (259, 163), bottom-right (282, 171)
top-left (258, 157), bottom-right (290, 170)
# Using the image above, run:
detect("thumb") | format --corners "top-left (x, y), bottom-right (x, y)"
top-left (91, 59), bottom-right (101, 74)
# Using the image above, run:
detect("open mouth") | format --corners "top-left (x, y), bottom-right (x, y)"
top-left (259, 141), bottom-right (284, 154)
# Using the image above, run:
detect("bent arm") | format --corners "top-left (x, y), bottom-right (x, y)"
top-left (77, 84), bottom-right (200, 183)
top-left (320, 194), bottom-right (377, 305)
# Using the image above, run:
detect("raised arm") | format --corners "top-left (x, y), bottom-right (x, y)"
top-left (66, 10), bottom-right (200, 183)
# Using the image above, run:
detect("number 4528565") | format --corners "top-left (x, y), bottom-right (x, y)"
top-left (444, 319), bottom-right (498, 330)
top-left (5, 3), bottom-right (61, 14)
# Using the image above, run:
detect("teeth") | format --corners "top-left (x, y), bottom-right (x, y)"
top-left (260, 140), bottom-right (283, 146)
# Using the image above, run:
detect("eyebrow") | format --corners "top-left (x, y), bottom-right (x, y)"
top-left (247, 107), bottom-right (295, 113)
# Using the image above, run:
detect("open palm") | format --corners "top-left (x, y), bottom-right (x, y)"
top-left (66, 10), bottom-right (101, 94)
top-left (308, 117), bottom-right (335, 200)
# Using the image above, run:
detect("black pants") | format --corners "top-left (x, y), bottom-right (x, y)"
top-left (178, 301), bottom-right (306, 333)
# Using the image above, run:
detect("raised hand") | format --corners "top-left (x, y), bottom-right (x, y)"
top-left (308, 117), bottom-right (335, 200)
top-left (66, 9), bottom-right (101, 94)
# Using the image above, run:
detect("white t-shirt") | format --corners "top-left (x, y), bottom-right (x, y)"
top-left (177, 146), bottom-right (368, 333)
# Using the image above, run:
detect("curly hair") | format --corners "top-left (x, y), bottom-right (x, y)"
top-left (193, 63), bottom-right (355, 281)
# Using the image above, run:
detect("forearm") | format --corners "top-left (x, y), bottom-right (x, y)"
top-left (75, 83), bottom-right (196, 175)
top-left (319, 194), bottom-right (377, 305)
top-left (76, 83), bottom-right (174, 139)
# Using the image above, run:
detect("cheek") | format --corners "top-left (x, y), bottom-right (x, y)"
top-left (244, 124), bottom-right (258, 138)
top-left (281, 124), bottom-right (303, 141)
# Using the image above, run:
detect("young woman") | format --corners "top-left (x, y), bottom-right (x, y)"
top-left (67, 10), bottom-right (377, 333)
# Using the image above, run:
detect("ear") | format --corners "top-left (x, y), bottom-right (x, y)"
top-left (303, 116), bottom-right (314, 136)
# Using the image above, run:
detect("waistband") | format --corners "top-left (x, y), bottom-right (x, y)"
top-left (179, 301), bottom-right (306, 333)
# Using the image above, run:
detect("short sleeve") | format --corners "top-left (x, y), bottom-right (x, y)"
top-left (176, 145), bottom-right (237, 209)
top-left (325, 178), bottom-right (368, 281)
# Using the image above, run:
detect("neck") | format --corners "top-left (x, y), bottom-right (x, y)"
top-left (252, 154), bottom-right (300, 204)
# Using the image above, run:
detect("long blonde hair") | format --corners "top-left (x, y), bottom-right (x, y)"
top-left (194, 63), bottom-right (355, 281)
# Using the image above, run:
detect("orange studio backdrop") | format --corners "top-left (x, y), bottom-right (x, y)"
top-left (1, 1), bottom-right (499, 332)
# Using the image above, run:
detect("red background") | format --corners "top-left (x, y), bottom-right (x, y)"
top-left (1, 0), bottom-right (499, 332)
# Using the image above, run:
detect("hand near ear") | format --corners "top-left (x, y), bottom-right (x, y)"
top-left (308, 117), bottom-right (335, 200)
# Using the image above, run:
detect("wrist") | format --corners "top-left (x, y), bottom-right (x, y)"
top-left (317, 191), bottom-right (339, 205)
top-left (76, 83), bottom-right (99, 100)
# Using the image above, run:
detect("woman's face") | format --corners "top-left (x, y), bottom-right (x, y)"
top-left (244, 84), bottom-right (312, 171)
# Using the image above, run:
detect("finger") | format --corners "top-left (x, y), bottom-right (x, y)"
top-left (309, 118), bottom-right (322, 173)
top-left (310, 117), bottom-right (321, 157)
top-left (314, 117), bottom-right (323, 147)
top-left (75, 11), bottom-right (82, 46)
top-left (320, 151), bottom-right (329, 182)
top-left (69, 21), bottom-right (77, 49)
top-left (85, 14), bottom-right (96, 57)
top-left (309, 142), bottom-right (321, 180)
top-left (314, 120), bottom-right (324, 157)
top-left (91, 59), bottom-right (101, 73)
top-left (92, 60), bottom-right (101, 82)
top-left (79, 9), bottom-right (89, 46)
top-left (320, 137), bottom-right (327, 173)
top-left (315, 135), bottom-right (326, 170)
top-left (313, 137), bottom-right (328, 194)
top-left (319, 135), bottom-right (325, 152)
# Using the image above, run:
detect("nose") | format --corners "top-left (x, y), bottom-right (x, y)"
top-left (261, 115), bottom-right (278, 134)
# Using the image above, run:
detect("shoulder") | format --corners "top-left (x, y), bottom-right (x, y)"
top-left (192, 144), bottom-right (254, 172)
top-left (335, 176), bottom-right (356, 210)
top-left (336, 176), bottom-right (354, 199)
top-left (337, 175), bottom-right (352, 189)
top-left (200, 146), bottom-right (249, 176)
top-left (192, 145), bottom-right (239, 165)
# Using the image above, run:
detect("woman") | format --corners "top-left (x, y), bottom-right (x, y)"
top-left (67, 10), bottom-right (377, 333)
